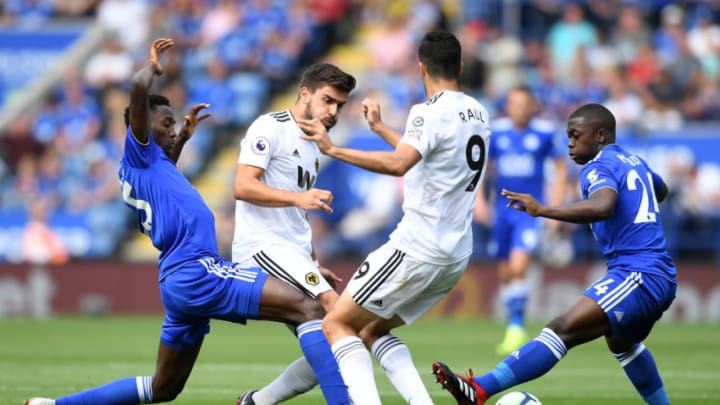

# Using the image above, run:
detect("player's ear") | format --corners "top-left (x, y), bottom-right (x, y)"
top-left (597, 128), bottom-right (608, 145)
top-left (298, 86), bottom-right (311, 103)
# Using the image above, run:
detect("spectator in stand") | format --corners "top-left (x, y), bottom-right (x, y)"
top-left (21, 197), bottom-right (68, 267)
top-left (1, 115), bottom-right (44, 172)
top-left (21, 196), bottom-right (65, 318)
top-left (666, 31), bottom-right (704, 100)
top-left (2, 156), bottom-right (38, 212)
top-left (687, 4), bottom-right (720, 78)
top-left (653, 4), bottom-right (686, 67)
top-left (603, 69), bottom-right (643, 138)
top-left (34, 147), bottom-right (67, 212)
top-left (96, 0), bottom-right (150, 52)
top-left (366, 4), bottom-right (415, 75)
top-left (610, 5), bottom-right (652, 67)
top-left (84, 37), bottom-right (134, 89)
top-left (199, 0), bottom-right (242, 46)
top-left (545, 2), bottom-right (598, 84)
top-left (56, 72), bottom-right (102, 150)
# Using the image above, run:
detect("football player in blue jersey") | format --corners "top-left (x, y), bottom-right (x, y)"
top-left (26, 38), bottom-right (348, 405)
top-left (433, 103), bottom-right (676, 405)
top-left (474, 84), bottom-right (568, 355)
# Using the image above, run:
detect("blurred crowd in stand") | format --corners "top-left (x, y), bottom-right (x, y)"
top-left (0, 0), bottom-right (718, 264)
top-left (0, 0), bottom-right (350, 261)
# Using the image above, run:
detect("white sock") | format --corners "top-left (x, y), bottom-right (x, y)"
top-left (371, 334), bottom-right (432, 405)
top-left (332, 336), bottom-right (381, 405)
top-left (253, 357), bottom-right (317, 405)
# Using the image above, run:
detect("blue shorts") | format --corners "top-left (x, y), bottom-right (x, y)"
top-left (490, 210), bottom-right (540, 259)
top-left (159, 257), bottom-right (268, 350)
top-left (583, 268), bottom-right (676, 342)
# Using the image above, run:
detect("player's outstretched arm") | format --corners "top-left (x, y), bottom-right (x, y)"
top-left (502, 187), bottom-right (617, 224)
top-left (166, 103), bottom-right (212, 163)
top-left (298, 118), bottom-right (420, 176)
top-left (128, 38), bottom-right (174, 144)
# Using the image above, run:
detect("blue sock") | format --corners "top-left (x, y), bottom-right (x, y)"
top-left (56, 376), bottom-right (152, 405)
top-left (476, 328), bottom-right (567, 396)
top-left (614, 343), bottom-right (669, 405)
top-left (505, 280), bottom-right (528, 328)
top-left (296, 320), bottom-right (349, 405)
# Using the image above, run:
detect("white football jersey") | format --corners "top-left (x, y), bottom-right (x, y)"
top-left (388, 91), bottom-right (491, 264)
top-left (232, 110), bottom-right (321, 262)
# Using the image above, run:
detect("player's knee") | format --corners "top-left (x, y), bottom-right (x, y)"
top-left (316, 290), bottom-right (337, 313)
top-left (151, 379), bottom-right (184, 402)
top-left (296, 296), bottom-right (324, 322)
top-left (546, 317), bottom-right (572, 342)
top-left (321, 313), bottom-right (341, 340)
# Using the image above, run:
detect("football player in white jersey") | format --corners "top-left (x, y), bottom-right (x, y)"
top-left (299, 31), bottom-right (492, 405)
top-left (232, 63), bottom-right (356, 405)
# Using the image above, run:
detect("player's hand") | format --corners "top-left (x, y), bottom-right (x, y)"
top-left (179, 103), bottom-right (212, 140)
top-left (362, 98), bottom-right (383, 131)
top-left (298, 118), bottom-right (333, 154)
top-left (149, 38), bottom-right (174, 75)
top-left (296, 188), bottom-right (334, 213)
top-left (502, 189), bottom-right (544, 217)
top-left (318, 265), bottom-right (343, 290)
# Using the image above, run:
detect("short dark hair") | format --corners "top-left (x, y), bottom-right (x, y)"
top-left (570, 103), bottom-right (616, 142)
top-left (123, 94), bottom-right (172, 128)
top-left (418, 31), bottom-right (462, 80)
top-left (299, 63), bottom-right (356, 94)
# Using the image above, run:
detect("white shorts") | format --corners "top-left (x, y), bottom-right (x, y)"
top-left (346, 243), bottom-right (468, 324)
top-left (238, 244), bottom-right (332, 299)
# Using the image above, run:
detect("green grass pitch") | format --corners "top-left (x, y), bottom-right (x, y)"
top-left (1, 316), bottom-right (718, 404)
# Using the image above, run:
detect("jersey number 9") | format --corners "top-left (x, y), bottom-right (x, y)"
top-left (465, 134), bottom-right (486, 192)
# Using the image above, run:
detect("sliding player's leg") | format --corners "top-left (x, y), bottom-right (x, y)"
top-left (257, 274), bottom-right (348, 404)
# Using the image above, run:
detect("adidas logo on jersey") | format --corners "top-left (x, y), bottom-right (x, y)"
top-left (292, 149), bottom-right (300, 158)
top-left (369, 299), bottom-right (383, 308)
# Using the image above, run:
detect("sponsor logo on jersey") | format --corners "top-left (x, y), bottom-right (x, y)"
top-left (412, 116), bottom-right (424, 127)
top-left (305, 272), bottom-right (320, 286)
top-left (252, 136), bottom-right (269, 155)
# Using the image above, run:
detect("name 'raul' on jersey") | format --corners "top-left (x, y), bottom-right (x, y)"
top-left (388, 90), bottom-right (491, 264)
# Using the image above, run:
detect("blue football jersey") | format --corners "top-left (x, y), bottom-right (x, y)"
top-left (119, 127), bottom-right (220, 280)
top-left (580, 144), bottom-right (676, 278)
top-left (490, 118), bottom-right (563, 207)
